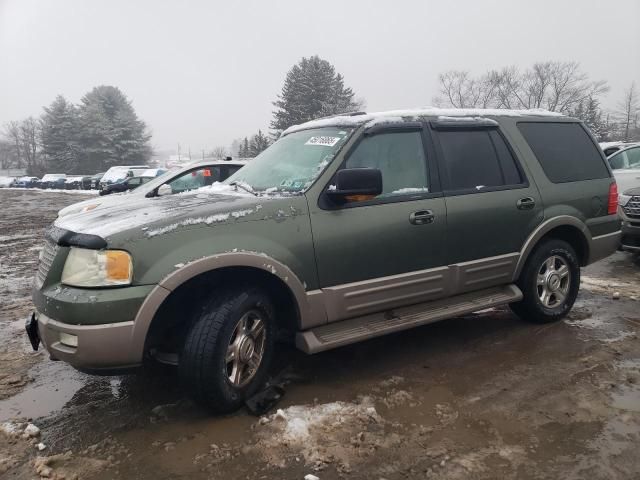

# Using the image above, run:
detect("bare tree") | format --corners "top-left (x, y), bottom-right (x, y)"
top-left (210, 146), bottom-right (228, 159)
top-left (617, 82), bottom-right (639, 141)
top-left (434, 61), bottom-right (608, 114)
top-left (3, 118), bottom-right (42, 174)
top-left (0, 140), bottom-right (18, 170)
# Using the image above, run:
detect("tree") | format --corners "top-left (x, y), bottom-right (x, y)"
top-left (4, 118), bottom-right (41, 175)
top-left (248, 130), bottom-right (270, 157)
top-left (617, 82), bottom-right (639, 142)
top-left (210, 146), bottom-right (228, 159)
top-left (77, 86), bottom-right (152, 172)
top-left (0, 140), bottom-right (18, 170)
top-left (40, 95), bottom-right (81, 173)
top-left (238, 137), bottom-right (250, 158)
top-left (434, 61), bottom-right (608, 114)
top-left (271, 55), bottom-right (362, 133)
top-left (570, 96), bottom-right (610, 141)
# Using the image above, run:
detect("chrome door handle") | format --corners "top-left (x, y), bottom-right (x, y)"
top-left (517, 197), bottom-right (536, 210)
top-left (409, 210), bottom-right (434, 225)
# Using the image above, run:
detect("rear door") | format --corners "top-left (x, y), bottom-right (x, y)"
top-left (309, 124), bottom-right (449, 322)
top-left (431, 120), bottom-right (543, 293)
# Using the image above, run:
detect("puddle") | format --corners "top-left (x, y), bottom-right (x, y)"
top-left (611, 385), bottom-right (640, 412)
top-left (0, 361), bottom-right (86, 421)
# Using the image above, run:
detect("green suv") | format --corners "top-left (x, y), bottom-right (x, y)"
top-left (28, 108), bottom-right (621, 412)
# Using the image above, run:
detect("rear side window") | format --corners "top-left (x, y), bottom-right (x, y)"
top-left (518, 122), bottom-right (609, 183)
top-left (436, 129), bottom-right (523, 192)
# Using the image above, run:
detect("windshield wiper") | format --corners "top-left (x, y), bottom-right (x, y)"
top-left (229, 181), bottom-right (258, 196)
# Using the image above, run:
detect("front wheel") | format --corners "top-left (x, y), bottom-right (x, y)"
top-left (510, 239), bottom-right (580, 324)
top-left (179, 286), bottom-right (275, 413)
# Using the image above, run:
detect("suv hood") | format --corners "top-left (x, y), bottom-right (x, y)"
top-left (58, 192), bottom-right (141, 217)
top-left (54, 187), bottom-right (279, 240)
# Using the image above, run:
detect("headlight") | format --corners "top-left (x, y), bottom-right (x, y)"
top-left (61, 248), bottom-right (133, 287)
top-left (618, 194), bottom-right (632, 206)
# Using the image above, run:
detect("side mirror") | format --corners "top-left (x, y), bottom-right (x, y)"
top-left (157, 184), bottom-right (173, 196)
top-left (326, 168), bottom-right (382, 203)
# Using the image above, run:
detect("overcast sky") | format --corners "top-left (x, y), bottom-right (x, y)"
top-left (1, 0), bottom-right (638, 154)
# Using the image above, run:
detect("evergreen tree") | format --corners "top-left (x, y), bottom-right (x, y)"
top-left (40, 95), bottom-right (81, 173)
top-left (239, 137), bottom-right (250, 158)
top-left (248, 130), bottom-right (270, 157)
top-left (570, 96), bottom-right (609, 141)
top-left (77, 86), bottom-right (152, 172)
top-left (271, 55), bottom-right (361, 133)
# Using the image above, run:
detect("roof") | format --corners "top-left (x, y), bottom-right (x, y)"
top-left (282, 107), bottom-right (566, 136)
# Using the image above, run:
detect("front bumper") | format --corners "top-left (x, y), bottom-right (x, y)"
top-left (31, 284), bottom-right (155, 370)
top-left (32, 311), bottom-right (140, 371)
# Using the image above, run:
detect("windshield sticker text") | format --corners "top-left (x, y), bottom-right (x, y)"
top-left (305, 136), bottom-right (341, 147)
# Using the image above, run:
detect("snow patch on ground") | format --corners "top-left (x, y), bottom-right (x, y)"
top-left (255, 397), bottom-right (381, 469)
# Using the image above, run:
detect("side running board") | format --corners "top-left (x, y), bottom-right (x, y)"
top-left (296, 284), bottom-right (522, 354)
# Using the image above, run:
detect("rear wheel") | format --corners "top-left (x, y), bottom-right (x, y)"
top-left (179, 286), bottom-right (275, 412)
top-left (511, 239), bottom-right (580, 323)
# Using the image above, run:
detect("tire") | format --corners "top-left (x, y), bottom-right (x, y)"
top-left (510, 239), bottom-right (580, 324)
top-left (179, 285), bottom-right (275, 413)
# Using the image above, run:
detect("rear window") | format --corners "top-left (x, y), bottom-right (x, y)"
top-left (518, 122), bottom-right (609, 183)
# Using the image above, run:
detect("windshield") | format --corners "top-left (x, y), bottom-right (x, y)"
top-left (224, 127), bottom-right (353, 193)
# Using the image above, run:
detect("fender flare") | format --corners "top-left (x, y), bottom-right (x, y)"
top-left (128, 252), bottom-right (322, 362)
top-left (513, 215), bottom-right (590, 281)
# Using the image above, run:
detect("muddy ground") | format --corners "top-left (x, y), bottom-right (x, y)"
top-left (0, 188), bottom-right (639, 480)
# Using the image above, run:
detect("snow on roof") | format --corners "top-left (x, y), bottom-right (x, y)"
top-left (282, 107), bottom-right (564, 136)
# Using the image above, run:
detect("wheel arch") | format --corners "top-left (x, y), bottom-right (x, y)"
top-left (129, 253), bottom-right (322, 362)
top-left (513, 216), bottom-right (591, 281)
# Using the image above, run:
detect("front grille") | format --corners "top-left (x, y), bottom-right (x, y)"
top-left (623, 196), bottom-right (640, 219)
top-left (35, 240), bottom-right (59, 289)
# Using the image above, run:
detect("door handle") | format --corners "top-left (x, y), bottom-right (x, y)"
top-left (516, 197), bottom-right (536, 210)
top-left (409, 210), bottom-right (435, 225)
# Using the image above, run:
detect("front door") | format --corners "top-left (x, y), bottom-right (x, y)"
top-left (309, 126), bottom-right (449, 322)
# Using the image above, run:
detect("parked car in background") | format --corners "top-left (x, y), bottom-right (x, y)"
top-left (14, 176), bottom-right (40, 188)
top-left (139, 168), bottom-right (167, 178)
top-left (38, 174), bottom-right (67, 189)
top-left (58, 160), bottom-right (247, 217)
top-left (90, 173), bottom-right (105, 190)
top-left (99, 175), bottom-right (153, 195)
top-left (64, 176), bottom-right (92, 190)
top-left (607, 145), bottom-right (640, 253)
top-left (600, 141), bottom-right (639, 157)
top-left (99, 165), bottom-right (148, 189)
top-left (31, 108), bottom-right (620, 412)
top-left (0, 176), bottom-right (16, 188)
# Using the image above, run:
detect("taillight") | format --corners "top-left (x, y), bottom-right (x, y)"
top-left (608, 182), bottom-right (618, 215)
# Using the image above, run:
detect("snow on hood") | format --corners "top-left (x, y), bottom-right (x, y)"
top-left (54, 184), bottom-right (264, 239)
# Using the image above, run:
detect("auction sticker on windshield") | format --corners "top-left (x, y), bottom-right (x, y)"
top-left (305, 136), bottom-right (341, 147)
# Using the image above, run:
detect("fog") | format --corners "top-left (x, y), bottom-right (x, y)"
top-left (1, 0), bottom-right (638, 153)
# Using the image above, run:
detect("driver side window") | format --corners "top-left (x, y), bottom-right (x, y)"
top-left (343, 131), bottom-right (429, 198)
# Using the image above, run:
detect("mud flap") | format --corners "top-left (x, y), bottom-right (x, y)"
top-left (25, 312), bottom-right (40, 351)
